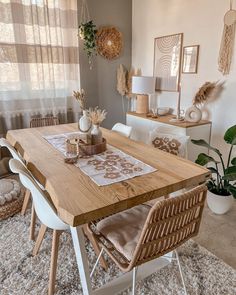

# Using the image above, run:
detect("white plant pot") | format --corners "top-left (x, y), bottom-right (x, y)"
top-left (207, 190), bottom-right (233, 215)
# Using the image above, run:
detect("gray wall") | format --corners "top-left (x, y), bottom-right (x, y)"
top-left (78, 0), bottom-right (132, 128)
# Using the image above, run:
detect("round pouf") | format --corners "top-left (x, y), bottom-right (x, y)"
top-left (0, 178), bottom-right (23, 220)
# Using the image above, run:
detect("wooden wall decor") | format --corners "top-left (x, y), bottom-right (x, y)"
top-left (96, 26), bottom-right (123, 60)
top-left (153, 33), bottom-right (183, 92)
top-left (182, 45), bottom-right (200, 74)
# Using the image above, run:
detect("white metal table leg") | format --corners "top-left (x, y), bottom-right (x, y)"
top-left (70, 226), bottom-right (93, 295)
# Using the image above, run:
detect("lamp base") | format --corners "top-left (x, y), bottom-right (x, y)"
top-left (136, 95), bottom-right (149, 114)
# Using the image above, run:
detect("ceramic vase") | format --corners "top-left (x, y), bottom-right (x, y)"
top-left (185, 105), bottom-right (202, 123)
top-left (79, 110), bottom-right (91, 132)
top-left (207, 190), bottom-right (233, 215)
top-left (91, 124), bottom-right (102, 145)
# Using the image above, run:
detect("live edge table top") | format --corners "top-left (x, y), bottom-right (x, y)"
top-left (7, 123), bottom-right (210, 227)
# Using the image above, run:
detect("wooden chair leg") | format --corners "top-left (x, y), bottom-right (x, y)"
top-left (83, 225), bottom-right (108, 271)
top-left (21, 189), bottom-right (31, 215)
top-left (33, 224), bottom-right (47, 256)
top-left (30, 205), bottom-right (36, 241)
top-left (48, 230), bottom-right (62, 295)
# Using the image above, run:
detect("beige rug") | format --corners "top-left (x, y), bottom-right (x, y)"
top-left (0, 210), bottom-right (235, 295)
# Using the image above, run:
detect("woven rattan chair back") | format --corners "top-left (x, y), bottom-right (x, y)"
top-left (91, 185), bottom-right (207, 272)
top-left (30, 117), bottom-right (59, 128)
top-left (128, 185), bottom-right (207, 270)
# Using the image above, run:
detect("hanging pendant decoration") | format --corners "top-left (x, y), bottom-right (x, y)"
top-left (218, 0), bottom-right (236, 75)
top-left (79, 0), bottom-right (97, 69)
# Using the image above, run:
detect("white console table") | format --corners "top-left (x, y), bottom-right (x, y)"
top-left (126, 112), bottom-right (212, 162)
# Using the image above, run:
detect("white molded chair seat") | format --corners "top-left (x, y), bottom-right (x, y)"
top-left (96, 204), bottom-right (150, 261)
top-left (9, 158), bottom-right (69, 295)
top-left (9, 159), bottom-right (68, 231)
top-left (112, 123), bottom-right (132, 138)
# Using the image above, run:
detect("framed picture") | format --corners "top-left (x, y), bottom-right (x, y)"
top-left (182, 45), bottom-right (200, 74)
top-left (153, 33), bottom-right (183, 92)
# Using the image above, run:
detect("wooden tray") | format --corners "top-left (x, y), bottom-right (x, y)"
top-left (79, 138), bottom-right (107, 156)
top-left (66, 138), bottom-right (107, 157)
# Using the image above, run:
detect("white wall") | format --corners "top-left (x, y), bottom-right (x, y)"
top-left (132, 0), bottom-right (236, 161)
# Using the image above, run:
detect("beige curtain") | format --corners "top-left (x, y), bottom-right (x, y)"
top-left (0, 0), bottom-right (80, 136)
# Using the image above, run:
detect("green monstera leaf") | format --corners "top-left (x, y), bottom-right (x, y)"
top-left (191, 139), bottom-right (222, 156)
top-left (195, 153), bottom-right (218, 166)
top-left (223, 166), bottom-right (236, 181)
top-left (224, 125), bottom-right (236, 145)
top-left (231, 157), bottom-right (236, 166)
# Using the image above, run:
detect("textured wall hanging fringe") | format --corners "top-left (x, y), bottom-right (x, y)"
top-left (218, 0), bottom-right (236, 75)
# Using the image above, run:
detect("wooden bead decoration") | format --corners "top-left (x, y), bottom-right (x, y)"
top-left (96, 26), bottom-right (123, 60)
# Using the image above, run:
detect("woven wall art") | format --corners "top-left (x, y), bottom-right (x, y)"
top-left (96, 26), bottom-right (123, 60)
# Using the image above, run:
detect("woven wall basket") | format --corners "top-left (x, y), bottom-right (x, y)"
top-left (0, 178), bottom-right (24, 221)
top-left (96, 26), bottom-right (123, 60)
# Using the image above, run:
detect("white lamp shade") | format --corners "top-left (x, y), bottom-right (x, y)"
top-left (132, 76), bottom-right (156, 94)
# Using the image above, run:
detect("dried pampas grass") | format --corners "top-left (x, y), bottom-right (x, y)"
top-left (73, 89), bottom-right (86, 110)
top-left (117, 64), bottom-right (127, 96)
top-left (88, 107), bottom-right (107, 125)
top-left (193, 82), bottom-right (218, 106)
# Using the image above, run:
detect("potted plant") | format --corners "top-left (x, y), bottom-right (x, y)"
top-left (191, 124), bottom-right (236, 214)
top-left (79, 20), bottom-right (97, 68)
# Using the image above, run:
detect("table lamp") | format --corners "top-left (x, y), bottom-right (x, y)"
top-left (132, 76), bottom-right (156, 114)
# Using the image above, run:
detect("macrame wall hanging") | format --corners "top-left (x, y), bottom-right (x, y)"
top-left (218, 0), bottom-right (236, 75)
top-left (79, 0), bottom-right (97, 69)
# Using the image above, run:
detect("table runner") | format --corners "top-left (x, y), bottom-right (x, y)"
top-left (44, 132), bottom-right (157, 186)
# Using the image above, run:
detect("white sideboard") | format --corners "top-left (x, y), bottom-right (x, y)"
top-left (126, 112), bottom-right (212, 162)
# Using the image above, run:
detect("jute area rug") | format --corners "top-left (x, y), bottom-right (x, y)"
top-left (0, 210), bottom-right (235, 295)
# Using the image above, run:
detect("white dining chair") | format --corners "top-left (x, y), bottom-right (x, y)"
top-left (9, 158), bottom-right (70, 295)
top-left (112, 123), bottom-right (132, 138)
top-left (88, 185), bottom-right (207, 295)
top-left (0, 138), bottom-right (36, 240)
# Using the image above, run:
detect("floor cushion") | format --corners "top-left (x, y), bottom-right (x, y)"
top-left (0, 178), bottom-right (23, 220)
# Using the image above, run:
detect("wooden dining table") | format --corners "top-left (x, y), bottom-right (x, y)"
top-left (7, 123), bottom-right (210, 295)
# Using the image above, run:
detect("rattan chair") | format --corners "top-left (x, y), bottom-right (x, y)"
top-left (30, 116), bottom-right (59, 128)
top-left (88, 185), bottom-right (207, 295)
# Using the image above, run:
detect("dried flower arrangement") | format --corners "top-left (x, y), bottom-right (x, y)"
top-left (117, 65), bottom-right (141, 113)
top-left (88, 107), bottom-right (107, 125)
top-left (193, 81), bottom-right (218, 106)
top-left (73, 89), bottom-right (86, 111)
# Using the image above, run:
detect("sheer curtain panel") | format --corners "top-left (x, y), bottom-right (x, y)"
top-left (0, 0), bottom-right (80, 136)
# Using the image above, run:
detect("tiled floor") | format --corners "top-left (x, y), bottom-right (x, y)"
top-left (194, 201), bottom-right (236, 269)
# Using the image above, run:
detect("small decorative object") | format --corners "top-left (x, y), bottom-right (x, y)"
top-left (157, 107), bottom-right (170, 116)
top-left (182, 45), bottom-right (200, 74)
top-left (154, 33), bottom-right (183, 91)
top-left (79, 0), bottom-right (97, 68)
top-left (169, 83), bottom-right (184, 122)
top-left (185, 105), bottom-right (202, 123)
top-left (191, 124), bottom-right (236, 214)
top-left (96, 26), bottom-right (123, 60)
top-left (218, 0), bottom-right (236, 75)
top-left (185, 81), bottom-right (218, 123)
top-left (132, 76), bottom-right (156, 114)
top-left (88, 107), bottom-right (107, 145)
top-left (79, 110), bottom-right (91, 133)
top-left (0, 178), bottom-right (23, 220)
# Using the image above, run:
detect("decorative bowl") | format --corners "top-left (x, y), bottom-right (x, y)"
top-left (157, 107), bottom-right (170, 116)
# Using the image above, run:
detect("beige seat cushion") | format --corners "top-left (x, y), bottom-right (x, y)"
top-left (96, 204), bottom-right (150, 261)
